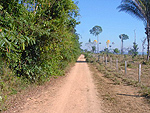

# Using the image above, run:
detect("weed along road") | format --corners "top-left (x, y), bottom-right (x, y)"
top-left (13, 54), bottom-right (102, 113)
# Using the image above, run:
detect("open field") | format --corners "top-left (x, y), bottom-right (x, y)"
top-left (85, 53), bottom-right (150, 99)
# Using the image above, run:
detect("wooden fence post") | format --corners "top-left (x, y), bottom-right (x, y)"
top-left (138, 64), bottom-right (141, 83)
top-left (105, 57), bottom-right (107, 65)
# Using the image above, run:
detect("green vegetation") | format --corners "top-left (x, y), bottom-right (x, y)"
top-left (92, 46), bottom-right (96, 53)
top-left (114, 48), bottom-right (120, 54)
top-left (0, 0), bottom-right (81, 111)
top-left (128, 42), bottom-right (139, 58)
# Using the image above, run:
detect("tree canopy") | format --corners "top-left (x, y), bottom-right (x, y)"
top-left (119, 34), bottom-right (129, 40)
top-left (89, 26), bottom-right (102, 36)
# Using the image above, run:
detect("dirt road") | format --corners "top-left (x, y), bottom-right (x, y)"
top-left (12, 54), bottom-right (102, 113)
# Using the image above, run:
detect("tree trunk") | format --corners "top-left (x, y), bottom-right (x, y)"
top-left (97, 35), bottom-right (99, 53)
top-left (146, 23), bottom-right (150, 61)
top-left (121, 39), bottom-right (123, 54)
top-left (147, 36), bottom-right (150, 61)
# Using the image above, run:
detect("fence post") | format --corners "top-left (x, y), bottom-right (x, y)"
top-left (125, 61), bottom-right (127, 75)
top-left (103, 56), bottom-right (104, 64)
top-left (116, 59), bottom-right (118, 71)
top-left (138, 64), bottom-right (141, 83)
top-left (105, 57), bottom-right (107, 65)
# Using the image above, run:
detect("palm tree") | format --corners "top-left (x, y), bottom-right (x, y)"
top-left (119, 34), bottom-right (129, 54)
top-left (117, 0), bottom-right (150, 60)
top-left (90, 25), bottom-right (102, 53)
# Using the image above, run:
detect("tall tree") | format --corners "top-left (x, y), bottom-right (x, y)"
top-left (117, 0), bottom-right (150, 60)
top-left (141, 37), bottom-right (146, 56)
top-left (133, 42), bottom-right (139, 57)
top-left (119, 34), bottom-right (129, 54)
top-left (89, 25), bottom-right (102, 53)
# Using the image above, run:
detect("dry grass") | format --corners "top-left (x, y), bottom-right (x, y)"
top-left (89, 62), bottom-right (150, 113)
top-left (86, 53), bottom-right (150, 98)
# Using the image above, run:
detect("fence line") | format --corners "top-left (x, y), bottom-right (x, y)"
top-left (97, 55), bottom-right (143, 84)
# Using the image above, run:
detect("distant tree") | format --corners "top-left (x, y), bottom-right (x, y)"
top-left (119, 34), bottom-right (129, 54)
top-left (92, 46), bottom-right (96, 53)
top-left (89, 38), bottom-right (91, 43)
top-left (128, 42), bottom-right (139, 57)
top-left (103, 48), bottom-right (109, 55)
top-left (114, 48), bottom-right (120, 54)
top-left (90, 25), bottom-right (102, 53)
top-left (117, 0), bottom-right (150, 60)
top-left (132, 42), bottom-right (139, 57)
top-left (141, 37), bottom-right (146, 56)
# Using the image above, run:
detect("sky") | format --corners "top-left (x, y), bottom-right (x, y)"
top-left (75, 0), bottom-right (147, 52)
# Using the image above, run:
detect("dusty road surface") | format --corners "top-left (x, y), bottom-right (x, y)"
top-left (11, 54), bottom-right (102, 113)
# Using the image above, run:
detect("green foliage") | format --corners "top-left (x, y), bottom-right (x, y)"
top-left (119, 34), bottom-right (129, 40)
top-left (92, 46), bottom-right (96, 53)
top-left (0, 0), bottom-right (80, 81)
top-left (102, 48), bottom-right (109, 54)
top-left (128, 42), bottom-right (139, 58)
top-left (114, 48), bottom-right (120, 54)
top-left (89, 25), bottom-right (102, 36)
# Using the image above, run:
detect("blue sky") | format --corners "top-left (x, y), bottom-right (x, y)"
top-left (75, 0), bottom-right (147, 52)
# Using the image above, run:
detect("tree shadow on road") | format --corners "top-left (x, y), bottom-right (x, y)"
top-left (117, 93), bottom-right (144, 98)
top-left (76, 61), bottom-right (87, 63)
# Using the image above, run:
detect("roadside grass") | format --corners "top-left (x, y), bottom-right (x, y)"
top-left (90, 65), bottom-right (117, 103)
top-left (0, 66), bottom-right (30, 111)
top-left (84, 53), bottom-right (150, 103)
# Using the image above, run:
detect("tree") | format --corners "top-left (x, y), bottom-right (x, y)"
top-left (128, 42), bottom-right (139, 58)
top-left (119, 34), bottom-right (129, 54)
top-left (117, 0), bottom-right (150, 60)
top-left (89, 38), bottom-right (91, 43)
top-left (89, 25), bottom-right (102, 53)
top-left (103, 48), bottom-right (109, 54)
top-left (92, 46), bottom-right (96, 53)
top-left (141, 37), bottom-right (146, 56)
top-left (114, 48), bottom-right (120, 54)
top-left (132, 42), bottom-right (139, 57)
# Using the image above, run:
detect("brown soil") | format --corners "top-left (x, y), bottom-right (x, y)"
top-left (3, 54), bottom-right (102, 113)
